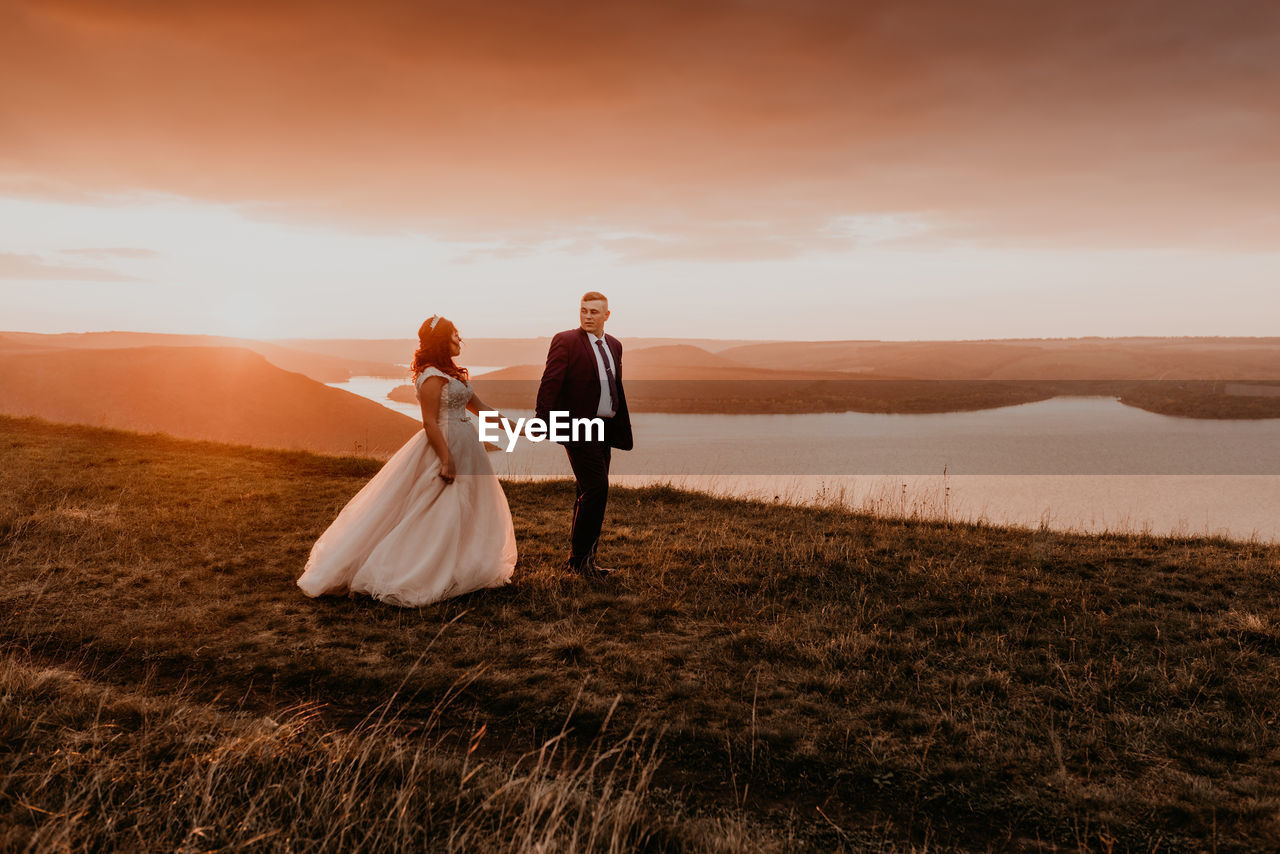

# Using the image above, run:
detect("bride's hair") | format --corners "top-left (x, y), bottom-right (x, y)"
top-left (411, 316), bottom-right (469, 383)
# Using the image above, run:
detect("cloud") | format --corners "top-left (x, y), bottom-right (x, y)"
top-left (0, 252), bottom-right (140, 281)
top-left (59, 247), bottom-right (161, 259)
top-left (1, 0), bottom-right (1277, 252)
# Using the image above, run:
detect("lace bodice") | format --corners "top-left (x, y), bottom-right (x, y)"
top-left (414, 367), bottom-right (474, 424)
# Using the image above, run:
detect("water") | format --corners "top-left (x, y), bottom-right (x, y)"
top-left (328, 376), bottom-right (1280, 542)
top-left (331, 368), bottom-right (507, 419)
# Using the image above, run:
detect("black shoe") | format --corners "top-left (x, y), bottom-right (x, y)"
top-left (566, 557), bottom-right (614, 576)
top-left (583, 559), bottom-right (616, 576)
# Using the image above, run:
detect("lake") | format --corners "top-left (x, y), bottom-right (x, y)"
top-left (329, 376), bottom-right (1280, 542)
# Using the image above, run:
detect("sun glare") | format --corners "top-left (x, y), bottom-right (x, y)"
top-left (210, 292), bottom-right (274, 340)
top-left (4, 195), bottom-right (1280, 339)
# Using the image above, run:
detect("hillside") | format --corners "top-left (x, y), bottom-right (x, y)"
top-left (392, 345), bottom-right (1054, 414)
top-left (720, 337), bottom-right (1280, 381)
top-left (406, 339), bottom-right (1280, 417)
top-left (447, 345), bottom-right (1052, 414)
top-left (471, 344), bottom-right (863, 381)
top-left (0, 331), bottom-right (402, 382)
top-left (15, 334), bottom-right (1280, 386)
top-left (12, 334), bottom-right (1280, 420)
top-left (0, 346), bottom-right (418, 456)
top-left (0, 333), bottom-right (53, 355)
top-left (3, 416), bottom-right (1278, 851)
top-left (275, 336), bottom-right (772, 369)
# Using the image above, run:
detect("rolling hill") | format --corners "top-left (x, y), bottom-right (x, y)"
top-left (0, 331), bottom-right (402, 382)
top-left (719, 337), bottom-right (1280, 380)
top-left (399, 345), bottom-right (1058, 414)
top-left (0, 346), bottom-right (418, 456)
top-left (274, 336), bottom-right (771, 369)
top-left (468, 343), bottom-right (861, 382)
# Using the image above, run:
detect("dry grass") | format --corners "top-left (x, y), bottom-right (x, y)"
top-left (0, 656), bottom-right (680, 852)
top-left (3, 415), bottom-right (1280, 852)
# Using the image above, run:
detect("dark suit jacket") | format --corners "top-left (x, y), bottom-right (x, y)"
top-left (535, 328), bottom-right (633, 450)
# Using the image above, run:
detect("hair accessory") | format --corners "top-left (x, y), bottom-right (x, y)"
top-left (428, 315), bottom-right (441, 330)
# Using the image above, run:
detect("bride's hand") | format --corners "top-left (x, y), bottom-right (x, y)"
top-left (439, 456), bottom-right (456, 484)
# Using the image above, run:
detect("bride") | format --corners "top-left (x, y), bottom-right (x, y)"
top-left (297, 315), bottom-right (518, 606)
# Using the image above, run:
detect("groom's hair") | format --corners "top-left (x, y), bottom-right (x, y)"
top-left (581, 291), bottom-right (608, 304)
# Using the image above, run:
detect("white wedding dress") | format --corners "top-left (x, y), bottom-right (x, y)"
top-left (297, 367), bottom-right (517, 606)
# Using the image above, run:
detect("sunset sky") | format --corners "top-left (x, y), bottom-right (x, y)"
top-left (2, 0), bottom-right (1277, 340)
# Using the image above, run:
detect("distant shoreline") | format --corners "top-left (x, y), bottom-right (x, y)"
top-left (386, 379), bottom-right (1280, 419)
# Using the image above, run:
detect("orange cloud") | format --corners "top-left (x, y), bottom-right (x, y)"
top-left (2, 0), bottom-right (1278, 252)
top-left (61, 247), bottom-right (161, 259)
top-left (0, 252), bottom-right (140, 281)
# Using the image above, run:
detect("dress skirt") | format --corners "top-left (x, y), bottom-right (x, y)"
top-left (297, 415), bottom-right (517, 606)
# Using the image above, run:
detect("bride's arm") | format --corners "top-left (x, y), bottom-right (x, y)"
top-left (466, 391), bottom-right (515, 430)
top-left (418, 377), bottom-right (455, 483)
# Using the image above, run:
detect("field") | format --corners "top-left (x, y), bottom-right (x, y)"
top-left (3, 415), bottom-right (1279, 851)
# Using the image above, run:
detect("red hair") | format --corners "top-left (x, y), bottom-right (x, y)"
top-left (411, 316), bottom-right (469, 383)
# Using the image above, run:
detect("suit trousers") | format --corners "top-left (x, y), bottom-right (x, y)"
top-left (564, 440), bottom-right (612, 564)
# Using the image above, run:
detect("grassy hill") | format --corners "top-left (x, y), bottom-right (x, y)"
top-left (0, 346), bottom-right (419, 456)
top-left (3, 415), bottom-right (1279, 851)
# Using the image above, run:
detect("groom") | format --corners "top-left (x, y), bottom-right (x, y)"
top-left (536, 292), bottom-right (633, 575)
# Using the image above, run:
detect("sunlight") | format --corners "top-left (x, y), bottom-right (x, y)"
top-left (4, 194), bottom-right (1280, 340)
top-left (209, 291), bottom-right (274, 340)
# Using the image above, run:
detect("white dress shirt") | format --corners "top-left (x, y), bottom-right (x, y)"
top-left (589, 333), bottom-right (617, 417)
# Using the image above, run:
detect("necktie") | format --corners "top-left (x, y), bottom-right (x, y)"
top-left (595, 339), bottom-right (618, 412)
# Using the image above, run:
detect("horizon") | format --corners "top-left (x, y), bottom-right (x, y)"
top-left (3, 0), bottom-right (1279, 339)
top-left (9, 329), bottom-right (1280, 347)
